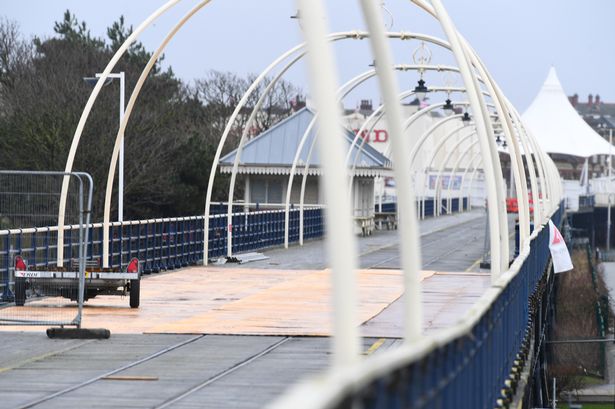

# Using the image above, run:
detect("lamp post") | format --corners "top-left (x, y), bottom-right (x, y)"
top-left (83, 72), bottom-right (126, 221)
top-left (608, 129), bottom-right (612, 252)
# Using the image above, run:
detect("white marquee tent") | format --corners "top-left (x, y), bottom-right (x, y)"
top-left (522, 67), bottom-right (613, 158)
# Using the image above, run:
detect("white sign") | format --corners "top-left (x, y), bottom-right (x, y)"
top-left (548, 220), bottom-right (573, 273)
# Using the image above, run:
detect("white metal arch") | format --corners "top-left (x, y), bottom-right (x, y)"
top-left (358, 0), bottom-right (423, 342)
top-left (222, 32), bottom-right (495, 256)
top-left (297, 0), bottom-right (361, 365)
top-left (347, 89), bottom-right (473, 170)
top-left (464, 155), bottom-right (486, 210)
top-left (420, 125), bottom-right (476, 217)
top-left (205, 31), bottom-right (456, 262)
top-left (433, 132), bottom-right (479, 216)
top-left (50, 1), bottom-right (566, 400)
top-left (101, 0), bottom-right (213, 267)
top-left (57, 0), bottom-right (184, 266)
top-left (407, 118), bottom-right (468, 219)
top-left (283, 72), bottom-right (469, 249)
top-left (426, 0), bottom-right (507, 277)
top-left (445, 137), bottom-right (481, 213)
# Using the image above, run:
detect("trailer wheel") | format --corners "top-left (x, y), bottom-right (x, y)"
top-left (15, 278), bottom-right (26, 306)
top-left (129, 279), bottom-right (140, 309)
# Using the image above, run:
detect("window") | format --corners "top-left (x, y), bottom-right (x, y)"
top-left (250, 177), bottom-right (284, 204)
top-left (251, 179), bottom-right (266, 203)
top-left (268, 180), bottom-right (282, 203)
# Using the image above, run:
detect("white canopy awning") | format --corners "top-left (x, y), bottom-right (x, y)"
top-left (522, 67), bottom-right (613, 158)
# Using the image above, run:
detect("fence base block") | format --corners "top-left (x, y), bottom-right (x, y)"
top-left (46, 327), bottom-right (111, 339)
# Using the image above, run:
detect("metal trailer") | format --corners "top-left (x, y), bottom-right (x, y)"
top-left (14, 256), bottom-right (141, 308)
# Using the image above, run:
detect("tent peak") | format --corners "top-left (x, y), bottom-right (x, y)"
top-left (522, 66), bottom-right (614, 158)
top-left (544, 66), bottom-right (562, 90)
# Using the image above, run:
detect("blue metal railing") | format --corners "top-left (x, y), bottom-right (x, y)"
top-left (578, 194), bottom-right (595, 208)
top-left (312, 203), bottom-right (564, 409)
top-left (376, 197), bottom-right (469, 217)
top-left (1, 207), bottom-right (324, 295)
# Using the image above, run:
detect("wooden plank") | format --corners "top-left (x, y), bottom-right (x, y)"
top-left (102, 375), bottom-right (159, 381)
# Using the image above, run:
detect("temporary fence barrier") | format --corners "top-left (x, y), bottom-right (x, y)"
top-left (0, 171), bottom-right (92, 327)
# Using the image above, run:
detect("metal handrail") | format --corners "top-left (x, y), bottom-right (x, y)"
top-left (270, 203), bottom-right (562, 409)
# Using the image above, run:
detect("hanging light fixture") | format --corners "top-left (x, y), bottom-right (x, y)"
top-left (461, 112), bottom-right (471, 124)
top-left (414, 78), bottom-right (428, 102)
top-left (442, 98), bottom-right (454, 116)
top-left (412, 41), bottom-right (431, 103)
top-left (495, 133), bottom-right (502, 144)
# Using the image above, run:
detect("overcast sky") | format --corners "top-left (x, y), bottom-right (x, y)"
top-left (2, 0), bottom-right (613, 112)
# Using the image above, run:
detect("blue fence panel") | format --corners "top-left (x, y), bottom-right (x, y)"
top-left (424, 198), bottom-right (435, 217)
top-left (377, 198), bottom-right (469, 217)
top-left (352, 205), bottom-right (558, 409)
top-left (451, 197), bottom-right (460, 212)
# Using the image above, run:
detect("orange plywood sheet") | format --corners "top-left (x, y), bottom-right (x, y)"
top-left (0, 267), bottom-right (435, 336)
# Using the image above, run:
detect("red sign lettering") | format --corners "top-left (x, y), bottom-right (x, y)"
top-left (373, 129), bottom-right (388, 143)
top-left (352, 129), bottom-right (388, 143)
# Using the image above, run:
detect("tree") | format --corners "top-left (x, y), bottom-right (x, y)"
top-left (193, 70), bottom-right (303, 151)
top-left (0, 13), bottom-right (302, 222)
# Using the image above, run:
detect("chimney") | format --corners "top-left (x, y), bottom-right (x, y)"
top-left (359, 99), bottom-right (373, 112)
top-left (588, 93), bottom-right (593, 106)
top-left (569, 93), bottom-right (579, 106)
top-left (291, 95), bottom-right (306, 112)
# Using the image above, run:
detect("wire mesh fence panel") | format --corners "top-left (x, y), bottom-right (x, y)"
top-left (0, 171), bottom-right (91, 327)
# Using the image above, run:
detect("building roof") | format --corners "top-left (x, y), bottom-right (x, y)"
top-left (571, 98), bottom-right (615, 118)
top-left (522, 67), bottom-right (615, 158)
top-left (220, 108), bottom-right (391, 177)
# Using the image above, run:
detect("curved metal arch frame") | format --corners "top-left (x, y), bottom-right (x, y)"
top-left (100, 0), bottom-right (213, 267)
top-left (425, 0), bottom-right (507, 277)
top-left (464, 155), bottom-right (486, 210)
top-left (408, 113), bottom-right (465, 215)
top-left (284, 81), bottom-right (470, 250)
top-left (412, 0), bottom-right (558, 272)
top-left (58, 0), bottom-right (559, 277)
top-left (445, 137), bottom-right (481, 213)
top-left (348, 92), bottom-right (484, 179)
top-left (345, 86), bottom-right (467, 167)
top-left (431, 129), bottom-right (478, 217)
top-left (271, 2), bottom-right (528, 405)
top-left (420, 125), bottom-right (478, 217)
top-left (412, 0), bottom-right (560, 248)
top-left (358, 0), bottom-right (423, 342)
top-left (222, 39), bottom-right (483, 255)
top-left (247, 65), bottom-right (461, 249)
top-left (57, 0), bottom-right (185, 266)
top-left (206, 30), bottom-right (459, 263)
top-left (50, 0), bottom-right (565, 396)
top-left (297, 0), bottom-right (363, 365)
top-left (283, 67), bottom-right (468, 249)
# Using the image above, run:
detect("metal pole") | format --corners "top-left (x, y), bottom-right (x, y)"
top-left (509, 158), bottom-right (514, 198)
top-left (297, 0), bottom-right (360, 366)
top-left (119, 72), bottom-right (125, 222)
top-left (359, 0), bottom-right (423, 342)
top-left (57, 0), bottom-right (183, 268)
top-left (430, 0), bottom-right (503, 280)
top-left (608, 130), bottom-right (612, 252)
top-left (552, 377), bottom-right (556, 409)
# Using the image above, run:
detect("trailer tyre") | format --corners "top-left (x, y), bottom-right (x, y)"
top-left (129, 279), bottom-right (140, 309)
top-left (15, 277), bottom-right (26, 306)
